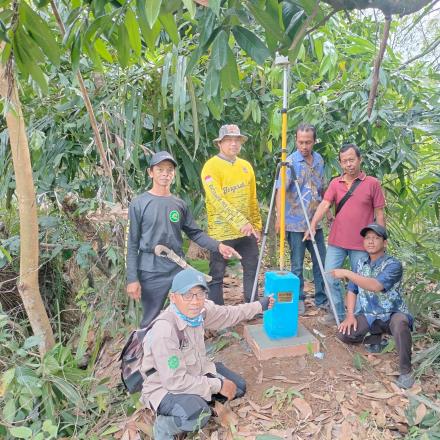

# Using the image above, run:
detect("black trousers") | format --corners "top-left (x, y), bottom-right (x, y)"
top-left (156, 362), bottom-right (246, 432)
top-left (138, 267), bottom-right (181, 328)
top-left (208, 236), bottom-right (259, 305)
top-left (337, 313), bottom-right (412, 374)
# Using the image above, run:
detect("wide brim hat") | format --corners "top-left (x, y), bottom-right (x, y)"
top-left (214, 124), bottom-right (248, 146)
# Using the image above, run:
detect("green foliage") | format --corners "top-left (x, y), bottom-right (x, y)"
top-left (0, 305), bottom-right (130, 439)
top-left (263, 385), bottom-right (303, 409)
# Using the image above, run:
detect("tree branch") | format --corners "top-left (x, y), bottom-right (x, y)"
top-left (367, 16), bottom-right (391, 118)
top-left (50, 1), bottom-right (112, 179)
top-left (322, 0), bottom-right (436, 16)
top-left (398, 37), bottom-right (440, 69)
top-left (303, 9), bottom-right (337, 37)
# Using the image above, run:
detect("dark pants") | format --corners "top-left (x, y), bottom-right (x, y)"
top-left (138, 268), bottom-right (181, 328)
top-left (208, 236), bottom-right (259, 305)
top-left (337, 313), bottom-right (412, 374)
top-left (156, 362), bottom-right (245, 434)
top-left (287, 229), bottom-right (327, 305)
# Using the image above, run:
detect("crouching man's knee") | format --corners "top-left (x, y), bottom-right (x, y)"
top-left (336, 331), bottom-right (358, 344)
top-left (155, 394), bottom-right (211, 438)
top-left (178, 396), bottom-right (211, 432)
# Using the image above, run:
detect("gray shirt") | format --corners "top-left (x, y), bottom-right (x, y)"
top-left (126, 192), bottom-right (219, 283)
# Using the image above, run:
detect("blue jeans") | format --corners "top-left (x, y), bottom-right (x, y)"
top-left (287, 229), bottom-right (327, 306)
top-left (324, 245), bottom-right (368, 321)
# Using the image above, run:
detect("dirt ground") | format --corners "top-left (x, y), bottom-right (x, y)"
top-left (99, 274), bottom-right (440, 440)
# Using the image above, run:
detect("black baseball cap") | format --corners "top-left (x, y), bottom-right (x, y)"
top-left (360, 223), bottom-right (388, 240)
top-left (149, 151), bottom-right (177, 167)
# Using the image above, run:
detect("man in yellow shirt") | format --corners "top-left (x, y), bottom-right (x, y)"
top-left (201, 125), bottom-right (262, 304)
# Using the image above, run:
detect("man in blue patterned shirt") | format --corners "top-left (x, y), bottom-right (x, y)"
top-left (276, 123), bottom-right (329, 314)
top-left (330, 223), bottom-right (414, 389)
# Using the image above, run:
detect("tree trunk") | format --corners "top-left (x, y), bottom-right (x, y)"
top-left (0, 58), bottom-right (55, 355)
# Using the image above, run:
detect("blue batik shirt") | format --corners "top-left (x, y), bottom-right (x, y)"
top-left (348, 254), bottom-right (413, 327)
top-left (276, 150), bottom-right (325, 232)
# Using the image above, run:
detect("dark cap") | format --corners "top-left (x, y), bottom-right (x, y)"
top-left (360, 223), bottom-right (388, 240)
top-left (171, 269), bottom-right (208, 294)
top-left (149, 151), bottom-right (177, 168)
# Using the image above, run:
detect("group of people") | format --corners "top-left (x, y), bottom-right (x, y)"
top-left (125, 123), bottom-right (414, 439)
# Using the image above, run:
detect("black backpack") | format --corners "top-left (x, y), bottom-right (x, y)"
top-left (119, 316), bottom-right (184, 394)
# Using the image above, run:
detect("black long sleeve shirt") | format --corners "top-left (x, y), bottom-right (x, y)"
top-left (126, 192), bottom-right (219, 283)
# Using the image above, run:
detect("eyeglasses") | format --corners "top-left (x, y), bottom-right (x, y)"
top-left (181, 290), bottom-right (207, 302)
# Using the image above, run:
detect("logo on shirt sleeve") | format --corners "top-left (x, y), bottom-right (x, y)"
top-left (167, 355), bottom-right (180, 369)
top-left (169, 210), bottom-right (180, 222)
top-left (204, 175), bottom-right (213, 182)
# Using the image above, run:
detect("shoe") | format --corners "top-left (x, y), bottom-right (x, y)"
top-left (318, 313), bottom-right (337, 326)
top-left (365, 339), bottom-right (389, 353)
top-left (395, 373), bottom-right (415, 389)
top-left (298, 300), bottom-right (305, 315)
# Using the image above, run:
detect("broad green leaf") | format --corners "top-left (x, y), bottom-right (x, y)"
top-left (145, 0), bottom-right (162, 28)
top-left (49, 375), bottom-right (83, 406)
top-left (3, 398), bottom-right (15, 423)
top-left (220, 46), bottom-right (239, 91)
top-left (313, 36), bottom-right (323, 61)
top-left (13, 33), bottom-right (48, 93)
top-left (9, 427), bottom-right (32, 439)
top-left (161, 52), bottom-right (172, 108)
top-left (19, 2), bottom-right (60, 66)
top-left (199, 9), bottom-right (216, 47)
top-left (15, 25), bottom-right (45, 64)
top-left (116, 22), bottom-right (130, 68)
top-left (84, 39), bottom-right (104, 71)
top-left (23, 335), bottom-right (42, 350)
top-left (137, 0), bottom-right (161, 51)
top-left (173, 55), bottom-right (186, 131)
top-left (94, 38), bottom-right (113, 62)
top-left (319, 54), bottom-right (332, 77)
top-left (42, 420), bottom-right (58, 436)
top-left (289, 40), bottom-right (304, 63)
top-left (159, 13), bottom-right (179, 45)
top-left (102, 426), bottom-right (121, 436)
top-left (187, 77), bottom-right (200, 158)
top-left (209, 0), bottom-right (221, 16)
top-left (298, 0), bottom-right (317, 16)
top-left (84, 15), bottom-right (111, 42)
top-left (232, 26), bottom-right (270, 66)
top-left (182, 0), bottom-right (196, 18)
top-left (204, 60), bottom-right (220, 100)
top-left (0, 245), bottom-right (12, 263)
top-left (207, 94), bottom-right (223, 120)
top-left (1, 368), bottom-right (15, 390)
top-left (74, 313), bottom-right (93, 364)
top-left (71, 31), bottom-right (81, 74)
top-left (125, 8), bottom-right (141, 57)
top-left (285, 10), bottom-right (304, 37)
top-left (211, 30), bottom-right (228, 70)
top-left (245, 1), bottom-right (284, 45)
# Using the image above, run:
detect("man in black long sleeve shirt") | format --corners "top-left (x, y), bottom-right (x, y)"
top-left (126, 151), bottom-right (240, 327)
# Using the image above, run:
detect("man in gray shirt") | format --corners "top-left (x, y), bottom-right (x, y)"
top-left (126, 151), bottom-right (239, 327)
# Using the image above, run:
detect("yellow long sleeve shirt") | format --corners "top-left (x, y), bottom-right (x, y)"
top-left (201, 155), bottom-right (262, 241)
